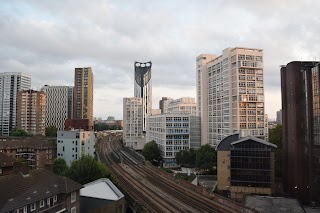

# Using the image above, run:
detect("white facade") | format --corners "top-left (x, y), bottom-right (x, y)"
top-left (196, 55), bottom-right (217, 146)
top-left (134, 62), bottom-right (152, 132)
top-left (146, 113), bottom-right (201, 167)
top-left (57, 130), bottom-right (97, 166)
top-left (123, 97), bottom-right (145, 150)
top-left (197, 47), bottom-right (265, 147)
top-left (167, 97), bottom-right (197, 115)
top-left (41, 85), bottom-right (74, 130)
top-left (0, 72), bottom-right (31, 136)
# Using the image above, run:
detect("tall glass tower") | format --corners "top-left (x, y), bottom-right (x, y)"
top-left (134, 61), bottom-right (152, 132)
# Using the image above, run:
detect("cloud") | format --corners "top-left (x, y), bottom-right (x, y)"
top-left (1, 1), bottom-right (320, 119)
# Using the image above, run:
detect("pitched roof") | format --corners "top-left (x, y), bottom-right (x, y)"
top-left (0, 152), bottom-right (16, 167)
top-left (0, 169), bottom-right (82, 212)
top-left (80, 178), bottom-right (124, 201)
top-left (231, 135), bottom-right (277, 148)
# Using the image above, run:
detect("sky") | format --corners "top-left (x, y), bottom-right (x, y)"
top-left (1, 0), bottom-right (319, 120)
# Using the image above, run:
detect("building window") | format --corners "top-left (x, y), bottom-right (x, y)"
top-left (53, 195), bottom-right (57, 202)
top-left (31, 203), bottom-right (36, 211)
top-left (0, 168), bottom-right (2, 174)
top-left (47, 198), bottom-right (50, 205)
top-left (40, 200), bottom-right (44, 208)
top-left (71, 191), bottom-right (76, 203)
top-left (23, 206), bottom-right (27, 213)
top-left (71, 207), bottom-right (76, 213)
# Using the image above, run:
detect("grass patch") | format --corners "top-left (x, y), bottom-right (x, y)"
top-left (161, 168), bottom-right (173, 173)
top-left (176, 173), bottom-right (196, 182)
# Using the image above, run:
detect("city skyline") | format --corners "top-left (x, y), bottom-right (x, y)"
top-left (1, 1), bottom-right (320, 119)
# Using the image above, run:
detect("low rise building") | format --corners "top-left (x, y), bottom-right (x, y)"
top-left (0, 169), bottom-right (82, 213)
top-left (0, 137), bottom-right (56, 169)
top-left (57, 130), bottom-right (97, 166)
top-left (80, 178), bottom-right (125, 213)
top-left (217, 134), bottom-right (277, 201)
top-left (146, 113), bottom-right (201, 167)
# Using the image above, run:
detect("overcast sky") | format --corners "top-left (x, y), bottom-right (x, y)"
top-left (1, 0), bottom-right (319, 120)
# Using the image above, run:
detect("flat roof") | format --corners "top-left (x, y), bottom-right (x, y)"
top-left (245, 196), bottom-right (304, 213)
top-left (80, 178), bottom-right (124, 201)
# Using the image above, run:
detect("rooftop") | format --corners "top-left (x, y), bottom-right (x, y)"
top-left (0, 169), bottom-right (82, 212)
top-left (245, 196), bottom-right (304, 213)
top-left (0, 137), bottom-right (56, 150)
top-left (80, 178), bottom-right (124, 201)
top-left (0, 152), bottom-right (16, 167)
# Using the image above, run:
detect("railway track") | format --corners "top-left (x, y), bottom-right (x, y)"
top-left (98, 136), bottom-right (251, 213)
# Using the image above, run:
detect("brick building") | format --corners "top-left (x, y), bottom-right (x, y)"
top-left (65, 118), bottom-right (91, 131)
top-left (0, 137), bottom-right (56, 169)
top-left (0, 152), bottom-right (16, 176)
top-left (0, 169), bottom-right (82, 213)
top-left (16, 89), bottom-right (46, 136)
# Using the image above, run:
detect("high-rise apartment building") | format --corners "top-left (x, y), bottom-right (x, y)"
top-left (123, 97), bottom-right (144, 150)
top-left (0, 72), bottom-right (31, 136)
top-left (73, 67), bottom-right (94, 130)
top-left (197, 47), bottom-right (265, 147)
top-left (276, 109), bottom-right (282, 124)
top-left (281, 61), bottom-right (320, 203)
top-left (41, 85), bottom-right (74, 130)
top-left (16, 89), bottom-right (46, 135)
top-left (134, 62), bottom-right (152, 132)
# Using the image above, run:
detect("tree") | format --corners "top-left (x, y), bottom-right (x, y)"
top-left (66, 155), bottom-right (112, 184)
top-left (11, 128), bottom-right (31, 137)
top-left (45, 126), bottom-right (58, 137)
top-left (176, 149), bottom-right (196, 167)
top-left (269, 124), bottom-right (282, 177)
top-left (53, 158), bottom-right (68, 176)
top-left (196, 144), bottom-right (217, 171)
top-left (142, 140), bottom-right (161, 162)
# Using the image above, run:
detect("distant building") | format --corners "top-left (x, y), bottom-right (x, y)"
top-left (134, 61), bottom-right (152, 131)
top-left (168, 97), bottom-right (197, 115)
top-left (159, 97), bottom-right (173, 114)
top-left (0, 72), bottom-right (31, 136)
top-left (217, 134), bottom-right (277, 201)
top-left (0, 152), bottom-right (16, 176)
top-left (0, 136), bottom-right (57, 169)
top-left (16, 89), bottom-right (46, 135)
top-left (0, 169), bottom-right (82, 213)
top-left (41, 85), bottom-right (74, 130)
top-left (146, 113), bottom-right (201, 167)
top-left (123, 97), bottom-right (144, 150)
top-left (80, 178), bottom-right (125, 213)
top-left (281, 61), bottom-right (320, 203)
top-left (73, 67), bottom-right (94, 130)
top-left (276, 109), bottom-right (282, 124)
top-left (197, 47), bottom-right (265, 147)
top-left (57, 130), bottom-right (97, 166)
top-left (65, 118), bottom-right (90, 131)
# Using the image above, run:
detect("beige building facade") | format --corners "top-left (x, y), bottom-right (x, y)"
top-left (73, 67), bottom-right (94, 130)
top-left (197, 47), bottom-right (265, 147)
top-left (16, 89), bottom-right (46, 135)
top-left (123, 97), bottom-right (145, 150)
